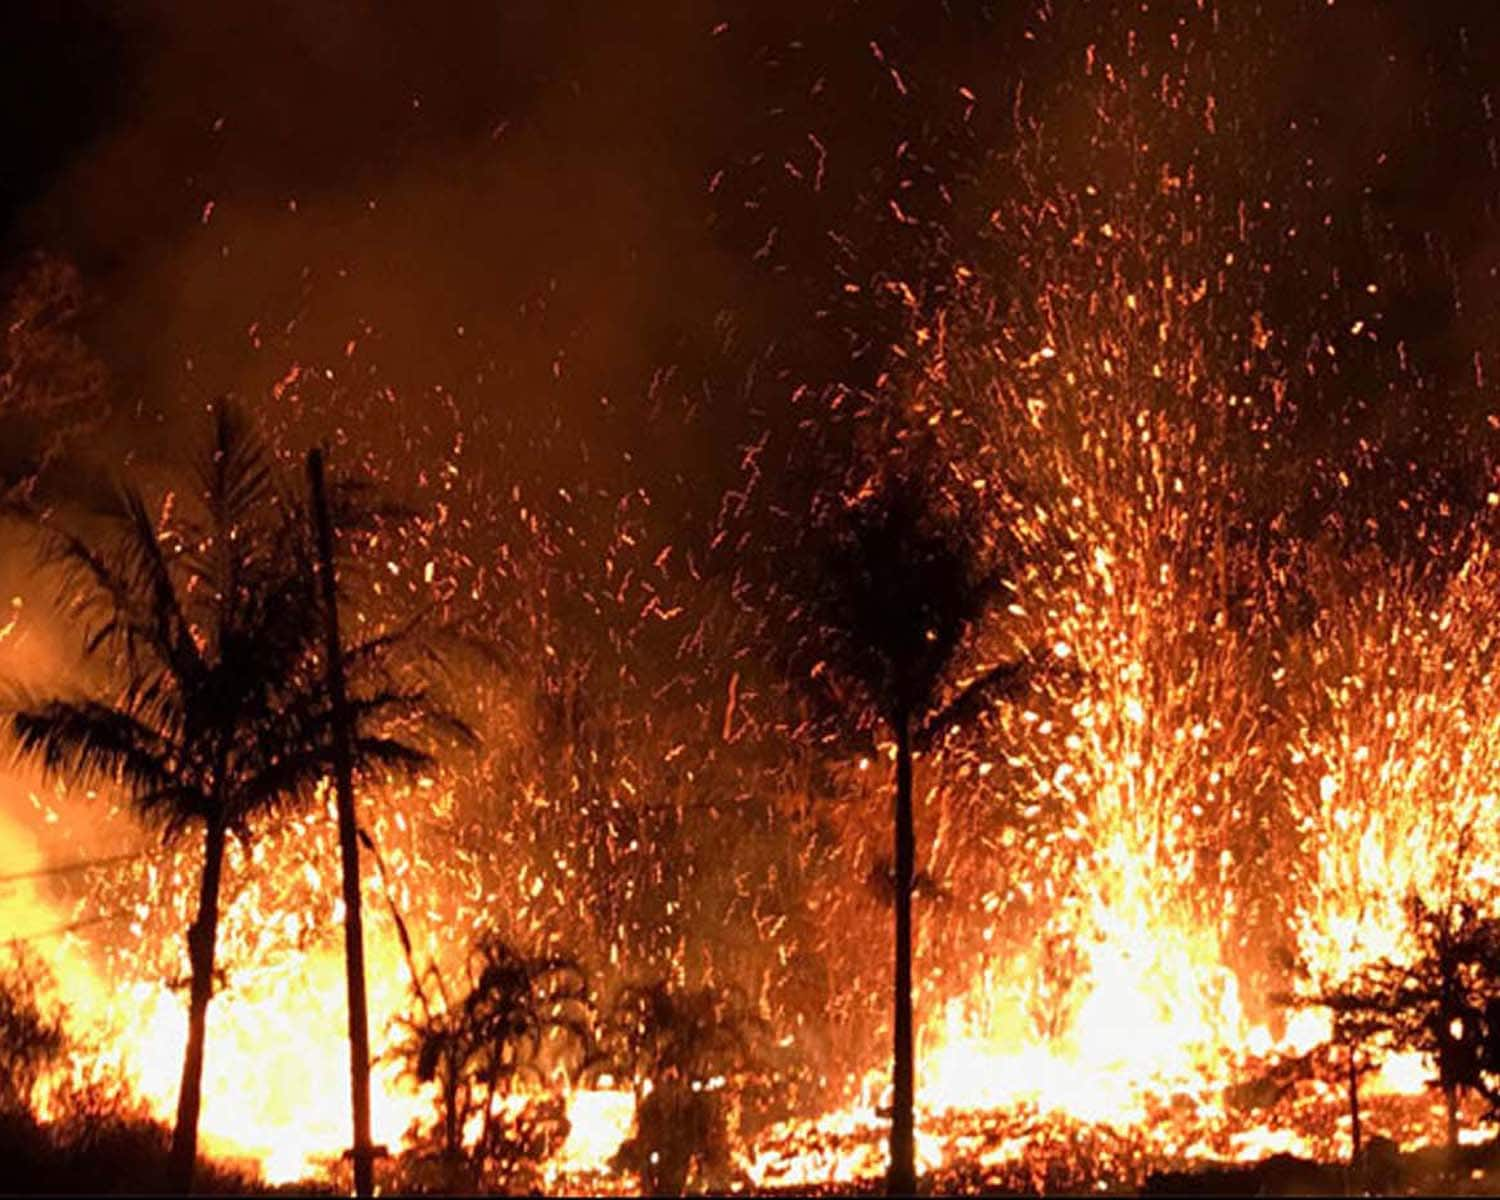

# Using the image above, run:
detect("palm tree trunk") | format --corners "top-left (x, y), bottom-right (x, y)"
top-left (889, 711), bottom-right (917, 1196)
top-left (1445, 1082), bottom-right (1459, 1155)
top-left (1346, 1040), bottom-right (1361, 1164)
top-left (167, 816), bottom-right (228, 1193)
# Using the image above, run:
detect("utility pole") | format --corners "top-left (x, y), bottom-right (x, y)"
top-left (307, 447), bottom-right (375, 1198)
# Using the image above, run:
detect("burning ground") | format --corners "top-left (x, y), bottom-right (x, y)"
top-left (4, 0), bottom-right (1500, 1194)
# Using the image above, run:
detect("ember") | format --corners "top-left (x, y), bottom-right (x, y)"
top-left (3, 2), bottom-right (1500, 1195)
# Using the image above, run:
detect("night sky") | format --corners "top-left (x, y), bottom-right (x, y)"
top-left (7, 7), bottom-right (1500, 1183)
top-left (4, 2), bottom-right (1498, 531)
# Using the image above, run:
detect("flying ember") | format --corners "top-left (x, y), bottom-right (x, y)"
top-left (2, 1), bottom-right (1499, 1196)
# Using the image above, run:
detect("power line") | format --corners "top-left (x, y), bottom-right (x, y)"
top-left (0, 849), bottom-right (149, 888)
top-left (5, 912), bottom-right (126, 943)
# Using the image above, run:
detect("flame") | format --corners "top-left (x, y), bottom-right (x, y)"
top-left (555, 1089), bottom-right (636, 1174)
top-left (28, 922), bottom-right (423, 1182)
top-left (7, 8), bottom-right (1500, 1191)
top-left (1288, 543), bottom-right (1500, 986)
top-left (1, 769), bottom-right (645, 1187)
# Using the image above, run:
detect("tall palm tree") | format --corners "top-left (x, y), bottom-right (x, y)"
top-left (8, 405), bottom-right (448, 1192)
top-left (778, 463), bottom-right (1028, 1195)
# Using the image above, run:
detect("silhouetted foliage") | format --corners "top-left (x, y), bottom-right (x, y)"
top-left (0, 254), bottom-right (108, 506)
top-left (783, 463), bottom-right (1007, 739)
top-left (6, 403), bottom-right (464, 1192)
top-left (593, 978), bottom-right (768, 1195)
top-left (0, 954), bottom-right (256, 1195)
top-left (764, 449), bottom-right (1023, 1196)
top-left (0, 943), bottom-right (66, 1117)
top-left (1288, 879), bottom-right (1500, 1154)
top-left (394, 934), bottom-right (589, 1193)
top-left (0, 1102), bottom-right (260, 1195)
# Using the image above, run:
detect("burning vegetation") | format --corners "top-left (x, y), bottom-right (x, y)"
top-left (4, 1), bottom-right (1500, 1195)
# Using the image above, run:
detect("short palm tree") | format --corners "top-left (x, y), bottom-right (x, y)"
top-left (396, 935), bottom-right (590, 1189)
top-left (8, 404), bottom-right (449, 1192)
top-left (593, 979), bottom-right (766, 1194)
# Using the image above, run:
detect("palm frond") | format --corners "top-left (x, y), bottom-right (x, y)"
top-left (34, 516), bottom-right (156, 667)
top-left (342, 618), bottom-right (428, 676)
top-left (133, 786), bottom-right (214, 843)
top-left (351, 735), bottom-right (437, 777)
top-left (345, 687), bottom-right (478, 749)
top-left (233, 745), bottom-right (334, 817)
top-left (235, 733), bottom-right (432, 822)
top-left (9, 406), bottom-right (471, 870)
top-left (197, 401), bottom-right (275, 534)
top-left (115, 485), bottom-right (203, 686)
top-left (10, 698), bottom-right (183, 805)
top-left (779, 461), bottom-right (1005, 730)
top-left (915, 655), bottom-right (1035, 751)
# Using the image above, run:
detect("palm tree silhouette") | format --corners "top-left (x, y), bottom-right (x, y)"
top-left (593, 979), bottom-right (766, 1194)
top-left (781, 461), bottom-right (1026, 1195)
top-left (9, 404), bottom-right (451, 1192)
top-left (396, 936), bottom-right (590, 1190)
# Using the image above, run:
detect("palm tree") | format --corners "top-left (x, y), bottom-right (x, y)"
top-left (395, 935), bottom-right (590, 1190)
top-left (593, 979), bottom-right (767, 1194)
top-left (8, 405), bottom-right (449, 1192)
top-left (776, 462), bottom-right (1028, 1195)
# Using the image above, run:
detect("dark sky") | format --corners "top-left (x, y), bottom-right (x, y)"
top-left (0, 1), bottom-right (1012, 525)
top-left (4, 2), bottom-right (1499, 534)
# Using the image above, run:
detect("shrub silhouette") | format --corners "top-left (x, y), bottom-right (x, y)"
top-left (1288, 860), bottom-right (1500, 1156)
top-left (0, 950), bottom-right (255, 1194)
top-left (394, 934), bottom-right (589, 1192)
top-left (0, 943), bottom-right (66, 1117)
top-left (594, 979), bottom-right (767, 1194)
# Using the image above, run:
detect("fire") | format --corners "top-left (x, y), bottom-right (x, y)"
top-left (12, 221), bottom-right (1490, 1199)
top-left (99, 942), bottom-right (426, 1184)
top-left (1288, 542), bottom-right (1500, 986)
top-left (20, 844), bottom-right (639, 1186)
top-left (729, 8), bottom-right (1500, 1174)
top-left (14, 265), bottom-right (1484, 1192)
top-left (17, 887), bottom-right (429, 1182)
top-left (10, 432), bottom-right (1499, 1188)
top-left (5, 6), bottom-right (1499, 1193)
top-left (555, 1089), bottom-right (636, 1174)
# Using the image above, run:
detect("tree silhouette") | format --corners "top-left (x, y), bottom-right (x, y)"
top-left (0, 255), bottom-right (108, 507)
top-left (395, 935), bottom-right (589, 1191)
top-left (593, 979), bottom-right (767, 1194)
top-left (8, 404), bottom-right (454, 1192)
top-left (0, 944), bottom-right (66, 1118)
top-left (1291, 885), bottom-right (1500, 1156)
top-left (769, 458), bottom-right (1025, 1196)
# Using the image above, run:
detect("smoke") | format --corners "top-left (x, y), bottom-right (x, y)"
top-left (0, 0), bottom-right (1494, 987)
top-left (10, 1), bottom-right (752, 489)
top-left (2, 3), bottom-right (1500, 1176)
top-left (1, 0), bottom-right (1495, 880)
top-left (0, 3), bottom-right (1489, 495)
